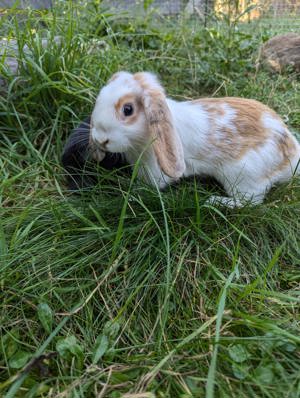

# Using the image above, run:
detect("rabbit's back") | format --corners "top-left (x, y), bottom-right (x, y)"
top-left (188, 97), bottom-right (299, 174)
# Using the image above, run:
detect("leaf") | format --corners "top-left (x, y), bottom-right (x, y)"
top-left (92, 334), bottom-right (109, 364)
top-left (228, 344), bottom-right (251, 363)
top-left (274, 361), bottom-right (285, 375)
top-left (281, 342), bottom-right (296, 352)
top-left (232, 362), bottom-right (249, 380)
top-left (37, 303), bottom-right (53, 334)
top-left (9, 351), bottom-right (31, 369)
top-left (1, 330), bottom-right (19, 359)
top-left (103, 320), bottom-right (121, 340)
top-left (56, 335), bottom-right (84, 369)
top-left (253, 364), bottom-right (275, 384)
top-left (56, 335), bottom-right (76, 358)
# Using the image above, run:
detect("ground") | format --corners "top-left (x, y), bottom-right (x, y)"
top-left (0, 2), bottom-right (299, 398)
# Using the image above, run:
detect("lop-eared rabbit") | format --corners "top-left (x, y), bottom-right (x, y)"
top-left (89, 71), bottom-right (300, 207)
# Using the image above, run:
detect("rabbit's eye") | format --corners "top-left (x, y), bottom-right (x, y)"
top-left (123, 103), bottom-right (134, 117)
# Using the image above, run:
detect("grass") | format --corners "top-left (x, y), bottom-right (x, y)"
top-left (0, 2), bottom-right (300, 397)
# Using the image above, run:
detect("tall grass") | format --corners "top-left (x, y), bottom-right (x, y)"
top-left (0, 2), bottom-right (299, 397)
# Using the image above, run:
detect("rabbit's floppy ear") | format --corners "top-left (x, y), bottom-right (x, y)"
top-left (134, 72), bottom-right (185, 178)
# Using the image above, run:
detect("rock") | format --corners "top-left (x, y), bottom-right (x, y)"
top-left (0, 39), bottom-right (19, 71)
top-left (259, 33), bottom-right (300, 73)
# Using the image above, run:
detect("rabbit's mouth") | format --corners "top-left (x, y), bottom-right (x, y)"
top-left (88, 138), bottom-right (107, 161)
top-left (90, 136), bottom-right (106, 150)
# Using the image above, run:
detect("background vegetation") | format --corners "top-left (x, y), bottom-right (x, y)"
top-left (0, 2), bottom-right (299, 397)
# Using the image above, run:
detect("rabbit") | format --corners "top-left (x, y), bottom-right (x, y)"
top-left (89, 71), bottom-right (300, 207)
top-left (62, 117), bottom-right (127, 190)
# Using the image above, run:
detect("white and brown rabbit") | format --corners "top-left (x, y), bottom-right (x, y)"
top-left (90, 71), bottom-right (300, 207)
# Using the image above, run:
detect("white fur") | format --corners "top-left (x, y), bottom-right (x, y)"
top-left (262, 112), bottom-right (285, 134)
top-left (91, 72), bottom-right (300, 207)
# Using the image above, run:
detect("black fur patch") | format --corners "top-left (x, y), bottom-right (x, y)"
top-left (62, 117), bottom-right (128, 190)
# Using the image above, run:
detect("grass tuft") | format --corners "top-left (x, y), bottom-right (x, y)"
top-left (0, 2), bottom-right (299, 397)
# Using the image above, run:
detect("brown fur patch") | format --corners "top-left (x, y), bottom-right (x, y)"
top-left (192, 98), bottom-right (226, 118)
top-left (271, 130), bottom-right (298, 175)
top-left (193, 97), bottom-right (287, 160)
top-left (133, 73), bottom-right (155, 92)
top-left (276, 131), bottom-right (297, 161)
top-left (114, 94), bottom-right (141, 125)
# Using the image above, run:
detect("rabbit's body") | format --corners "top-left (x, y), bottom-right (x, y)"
top-left (168, 98), bottom-right (300, 206)
top-left (90, 71), bottom-right (300, 207)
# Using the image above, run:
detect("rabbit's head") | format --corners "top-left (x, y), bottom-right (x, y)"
top-left (90, 71), bottom-right (185, 178)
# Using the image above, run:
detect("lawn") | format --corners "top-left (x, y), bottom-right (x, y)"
top-left (0, 2), bottom-right (300, 397)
